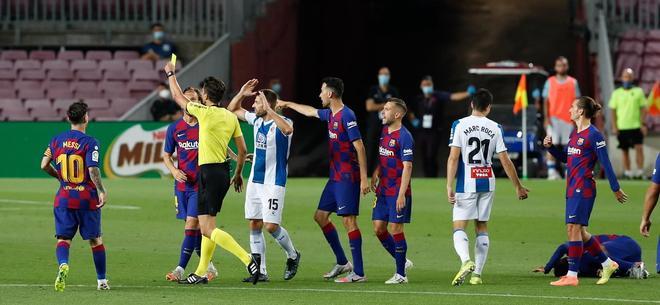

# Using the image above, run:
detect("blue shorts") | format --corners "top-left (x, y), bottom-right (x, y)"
top-left (318, 180), bottom-right (360, 216)
top-left (175, 190), bottom-right (198, 219)
top-left (372, 195), bottom-right (412, 223)
top-left (566, 197), bottom-right (595, 226)
top-left (54, 207), bottom-right (102, 240)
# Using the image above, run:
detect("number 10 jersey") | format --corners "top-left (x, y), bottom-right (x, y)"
top-left (449, 115), bottom-right (507, 193)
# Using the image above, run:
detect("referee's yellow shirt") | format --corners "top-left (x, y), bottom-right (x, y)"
top-left (186, 102), bottom-right (243, 165)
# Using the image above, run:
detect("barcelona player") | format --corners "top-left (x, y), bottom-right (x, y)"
top-left (544, 96), bottom-right (628, 286)
top-left (370, 98), bottom-right (414, 284)
top-left (278, 77), bottom-right (371, 282)
top-left (40, 101), bottom-right (109, 291)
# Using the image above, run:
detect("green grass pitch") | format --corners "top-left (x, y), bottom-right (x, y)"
top-left (0, 178), bottom-right (657, 304)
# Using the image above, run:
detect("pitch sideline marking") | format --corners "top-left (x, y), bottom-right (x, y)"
top-left (0, 284), bottom-right (658, 304)
top-left (0, 198), bottom-right (141, 210)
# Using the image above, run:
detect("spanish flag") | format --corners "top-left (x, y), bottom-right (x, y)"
top-left (513, 74), bottom-right (528, 114)
top-left (648, 81), bottom-right (660, 116)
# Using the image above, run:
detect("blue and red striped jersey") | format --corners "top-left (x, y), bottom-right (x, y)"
top-left (377, 126), bottom-right (414, 197)
top-left (318, 107), bottom-right (362, 183)
top-left (45, 130), bottom-right (100, 210)
top-left (164, 118), bottom-right (199, 192)
top-left (549, 125), bottom-right (620, 198)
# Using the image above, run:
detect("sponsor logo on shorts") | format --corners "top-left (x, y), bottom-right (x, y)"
top-left (568, 215), bottom-right (576, 219)
top-left (338, 206), bottom-right (346, 211)
top-left (396, 214), bottom-right (404, 219)
top-left (470, 166), bottom-right (493, 178)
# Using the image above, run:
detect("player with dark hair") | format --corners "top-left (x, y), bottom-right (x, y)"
top-left (41, 101), bottom-right (109, 291)
top-left (640, 152), bottom-right (660, 273)
top-left (371, 98), bottom-right (415, 284)
top-left (278, 77), bottom-right (371, 283)
top-left (534, 234), bottom-right (649, 279)
top-left (543, 96), bottom-right (628, 286)
top-left (228, 79), bottom-right (300, 282)
top-left (447, 88), bottom-right (528, 286)
top-left (163, 62), bottom-right (261, 285)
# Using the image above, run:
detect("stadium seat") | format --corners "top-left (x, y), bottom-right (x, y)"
top-left (0, 88), bottom-right (17, 98)
top-left (43, 79), bottom-right (71, 89)
top-left (0, 60), bottom-right (13, 70)
top-left (15, 80), bottom-right (43, 90)
top-left (24, 98), bottom-right (52, 110)
top-left (42, 60), bottom-right (70, 71)
top-left (14, 60), bottom-right (41, 71)
top-left (99, 81), bottom-right (131, 98)
top-left (103, 70), bottom-right (131, 82)
top-left (127, 60), bottom-right (154, 71)
top-left (618, 40), bottom-right (644, 55)
top-left (0, 98), bottom-right (21, 110)
top-left (615, 54), bottom-right (642, 78)
top-left (86, 50), bottom-right (113, 61)
top-left (85, 98), bottom-right (110, 110)
top-left (1, 50), bottom-right (28, 61)
top-left (0, 80), bottom-right (12, 88)
top-left (47, 87), bottom-right (74, 99)
top-left (99, 59), bottom-right (127, 71)
top-left (647, 29), bottom-right (660, 41)
top-left (70, 60), bottom-right (98, 72)
top-left (18, 88), bottom-right (46, 99)
top-left (114, 50), bottom-right (140, 60)
top-left (76, 70), bottom-right (103, 81)
top-left (57, 50), bottom-right (84, 61)
top-left (645, 41), bottom-right (660, 54)
top-left (29, 103), bottom-right (61, 121)
top-left (70, 81), bottom-right (97, 92)
top-left (127, 81), bottom-right (157, 98)
top-left (1, 106), bottom-right (32, 121)
top-left (88, 108), bottom-right (117, 120)
top-left (111, 98), bottom-right (138, 115)
top-left (0, 69), bottom-right (17, 80)
top-left (46, 69), bottom-right (75, 81)
top-left (19, 70), bottom-right (46, 81)
top-left (621, 29), bottom-right (647, 42)
top-left (76, 90), bottom-right (104, 99)
top-left (29, 50), bottom-right (56, 61)
top-left (53, 98), bottom-right (79, 114)
top-left (132, 70), bottom-right (161, 82)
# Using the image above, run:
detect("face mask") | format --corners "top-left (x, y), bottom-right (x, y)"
top-left (421, 86), bottom-right (433, 95)
top-left (622, 81), bottom-right (632, 89)
top-left (271, 83), bottom-right (282, 94)
top-left (159, 89), bottom-right (170, 99)
top-left (153, 31), bottom-right (165, 41)
top-left (378, 74), bottom-right (390, 86)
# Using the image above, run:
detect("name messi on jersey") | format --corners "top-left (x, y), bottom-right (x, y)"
top-left (62, 140), bottom-right (81, 150)
top-left (463, 125), bottom-right (495, 138)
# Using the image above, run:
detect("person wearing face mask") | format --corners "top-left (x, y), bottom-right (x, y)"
top-left (365, 67), bottom-right (400, 172)
top-left (410, 75), bottom-right (475, 177)
top-left (609, 68), bottom-right (648, 179)
top-left (269, 78), bottom-right (283, 96)
top-left (151, 83), bottom-right (182, 121)
top-left (543, 56), bottom-right (581, 180)
top-left (142, 23), bottom-right (177, 61)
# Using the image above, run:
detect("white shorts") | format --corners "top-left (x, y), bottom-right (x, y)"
top-left (244, 181), bottom-right (286, 225)
top-left (548, 117), bottom-right (573, 145)
top-left (452, 191), bottom-right (494, 221)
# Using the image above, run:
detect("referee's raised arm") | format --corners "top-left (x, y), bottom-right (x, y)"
top-left (163, 62), bottom-right (192, 110)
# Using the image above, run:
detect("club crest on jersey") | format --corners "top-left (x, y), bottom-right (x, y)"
top-left (333, 122), bottom-right (338, 130)
top-left (389, 139), bottom-right (396, 147)
top-left (577, 138), bottom-right (584, 146)
top-left (256, 133), bottom-right (267, 149)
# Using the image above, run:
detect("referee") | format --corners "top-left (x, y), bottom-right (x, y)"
top-left (163, 62), bottom-right (260, 285)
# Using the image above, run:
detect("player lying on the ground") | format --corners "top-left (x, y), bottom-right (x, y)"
top-left (639, 152), bottom-right (660, 273)
top-left (41, 101), bottom-right (109, 291)
top-left (543, 96), bottom-right (628, 287)
top-left (533, 234), bottom-right (649, 279)
top-left (228, 79), bottom-right (301, 282)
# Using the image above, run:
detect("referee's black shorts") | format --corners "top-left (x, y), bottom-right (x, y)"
top-left (617, 128), bottom-right (644, 150)
top-left (198, 162), bottom-right (231, 216)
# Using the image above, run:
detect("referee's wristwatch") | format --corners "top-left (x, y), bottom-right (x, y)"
top-left (166, 71), bottom-right (175, 78)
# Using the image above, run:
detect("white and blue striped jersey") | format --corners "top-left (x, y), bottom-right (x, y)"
top-left (245, 112), bottom-right (292, 187)
top-left (449, 115), bottom-right (507, 193)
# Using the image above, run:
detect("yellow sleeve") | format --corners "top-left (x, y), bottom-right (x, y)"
top-left (232, 114), bottom-right (243, 138)
top-left (186, 102), bottom-right (207, 119)
top-left (608, 92), bottom-right (618, 109)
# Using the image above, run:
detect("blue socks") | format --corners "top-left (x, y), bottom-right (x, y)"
top-left (377, 231), bottom-right (395, 257)
top-left (321, 223), bottom-right (348, 265)
top-left (56, 241), bottom-right (69, 265)
top-left (178, 229), bottom-right (200, 269)
top-left (348, 229), bottom-right (364, 277)
top-left (393, 233), bottom-right (407, 276)
top-left (91, 244), bottom-right (107, 280)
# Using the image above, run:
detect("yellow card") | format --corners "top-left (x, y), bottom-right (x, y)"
top-left (170, 53), bottom-right (177, 67)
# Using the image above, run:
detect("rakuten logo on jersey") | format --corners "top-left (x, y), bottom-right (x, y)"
top-left (178, 141), bottom-right (198, 150)
top-left (328, 130), bottom-right (338, 139)
top-left (470, 166), bottom-right (493, 178)
top-left (379, 146), bottom-right (394, 157)
top-left (567, 146), bottom-right (582, 155)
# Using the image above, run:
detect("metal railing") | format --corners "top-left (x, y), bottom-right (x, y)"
top-left (599, 0), bottom-right (660, 30)
top-left (0, 0), bottom-right (227, 41)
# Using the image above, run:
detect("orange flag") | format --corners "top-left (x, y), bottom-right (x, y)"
top-left (648, 81), bottom-right (660, 116)
top-left (513, 74), bottom-right (528, 114)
